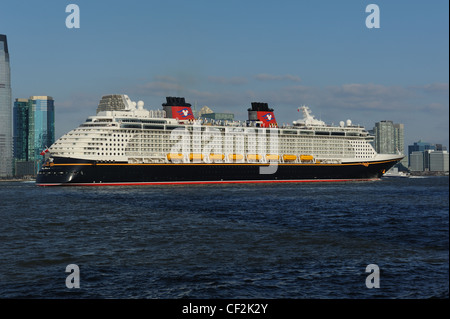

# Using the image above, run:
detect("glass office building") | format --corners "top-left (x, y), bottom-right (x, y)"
top-left (410, 150), bottom-right (449, 172)
top-left (13, 96), bottom-right (55, 176)
top-left (407, 141), bottom-right (436, 167)
top-left (28, 96), bottom-right (55, 161)
top-left (13, 99), bottom-right (29, 161)
top-left (0, 34), bottom-right (13, 178)
top-left (429, 151), bottom-right (449, 172)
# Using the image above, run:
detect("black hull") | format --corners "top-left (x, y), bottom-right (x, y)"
top-left (36, 157), bottom-right (402, 186)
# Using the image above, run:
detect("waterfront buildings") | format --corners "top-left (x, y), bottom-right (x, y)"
top-left (13, 96), bottom-right (55, 176)
top-left (429, 151), bottom-right (449, 172)
top-left (409, 151), bottom-right (425, 171)
top-left (407, 140), bottom-right (436, 167)
top-left (373, 121), bottom-right (404, 154)
top-left (197, 105), bottom-right (234, 121)
top-left (197, 105), bottom-right (213, 117)
top-left (373, 120), bottom-right (406, 167)
top-left (409, 149), bottom-right (449, 172)
top-left (13, 99), bottom-right (28, 164)
top-left (201, 112), bottom-right (235, 121)
top-left (407, 140), bottom-right (448, 172)
top-left (370, 123), bottom-right (448, 173)
top-left (0, 34), bottom-right (13, 178)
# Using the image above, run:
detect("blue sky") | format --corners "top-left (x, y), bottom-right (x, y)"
top-left (1, 0), bottom-right (448, 147)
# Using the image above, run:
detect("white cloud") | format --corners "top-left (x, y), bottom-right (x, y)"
top-left (254, 73), bottom-right (301, 82)
top-left (412, 83), bottom-right (449, 95)
top-left (207, 76), bottom-right (248, 85)
top-left (53, 79), bottom-right (449, 147)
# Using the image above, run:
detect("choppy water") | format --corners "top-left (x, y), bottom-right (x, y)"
top-left (0, 177), bottom-right (448, 299)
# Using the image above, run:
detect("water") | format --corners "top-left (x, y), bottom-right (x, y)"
top-left (0, 177), bottom-right (448, 299)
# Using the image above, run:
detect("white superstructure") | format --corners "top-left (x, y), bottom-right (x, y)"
top-left (49, 95), bottom-right (401, 165)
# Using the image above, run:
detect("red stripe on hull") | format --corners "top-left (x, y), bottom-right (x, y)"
top-left (36, 178), bottom-right (380, 187)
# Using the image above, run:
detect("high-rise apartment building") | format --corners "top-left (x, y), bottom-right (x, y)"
top-left (373, 121), bottom-right (394, 154)
top-left (393, 123), bottom-right (404, 155)
top-left (0, 34), bottom-right (13, 178)
top-left (373, 121), bottom-right (405, 154)
top-left (13, 96), bottom-right (55, 176)
top-left (373, 120), bottom-right (406, 166)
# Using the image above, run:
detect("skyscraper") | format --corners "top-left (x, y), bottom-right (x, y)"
top-left (373, 120), bottom-right (407, 167)
top-left (429, 151), bottom-right (449, 172)
top-left (13, 98), bottom-right (29, 162)
top-left (407, 140), bottom-right (435, 167)
top-left (28, 96), bottom-right (55, 161)
top-left (409, 149), bottom-right (449, 172)
top-left (373, 121), bottom-right (405, 154)
top-left (13, 96), bottom-right (55, 176)
top-left (0, 34), bottom-right (13, 178)
top-left (373, 121), bottom-right (394, 154)
top-left (409, 151), bottom-right (425, 171)
top-left (393, 123), bottom-right (405, 156)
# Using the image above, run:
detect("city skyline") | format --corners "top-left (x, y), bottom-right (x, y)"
top-left (1, 0), bottom-right (448, 149)
top-left (0, 34), bottom-right (12, 177)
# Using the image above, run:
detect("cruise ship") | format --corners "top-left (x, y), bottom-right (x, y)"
top-left (36, 94), bottom-right (403, 186)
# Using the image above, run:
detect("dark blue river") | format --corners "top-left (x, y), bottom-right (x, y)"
top-left (0, 177), bottom-right (448, 299)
